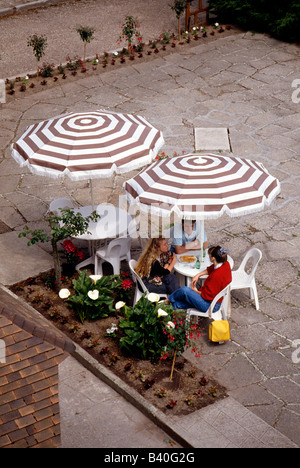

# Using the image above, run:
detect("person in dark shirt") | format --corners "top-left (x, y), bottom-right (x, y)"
top-left (135, 237), bottom-right (180, 295)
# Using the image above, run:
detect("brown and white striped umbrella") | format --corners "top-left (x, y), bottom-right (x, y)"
top-left (11, 110), bottom-right (164, 180)
top-left (123, 153), bottom-right (281, 220)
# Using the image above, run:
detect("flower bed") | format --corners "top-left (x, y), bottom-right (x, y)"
top-left (5, 24), bottom-right (239, 101)
top-left (10, 267), bottom-right (227, 417)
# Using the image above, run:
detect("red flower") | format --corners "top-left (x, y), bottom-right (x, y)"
top-left (121, 279), bottom-right (133, 290)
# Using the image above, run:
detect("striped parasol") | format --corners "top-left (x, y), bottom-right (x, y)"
top-left (11, 110), bottom-right (164, 181)
top-left (124, 152), bottom-right (280, 229)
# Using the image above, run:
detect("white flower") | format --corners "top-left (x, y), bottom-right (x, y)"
top-left (59, 288), bottom-right (70, 299)
top-left (25, 75), bottom-right (29, 80)
top-left (88, 290), bottom-right (99, 300)
top-left (114, 51), bottom-right (118, 56)
top-left (147, 293), bottom-right (160, 303)
top-left (215, 22), bottom-right (219, 27)
top-left (115, 301), bottom-right (126, 310)
top-left (157, 308), bottom-right (168, 317)
top-left (89, 274), bottom-right (102, 283)
top-left (166, 321), bottom-right (175, 329)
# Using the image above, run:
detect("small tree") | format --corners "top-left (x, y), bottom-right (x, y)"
top-left (27, 34), bottom-right (47, 81)
top-left (170, 0), bottom-right (188, 41)
top-left (19, 208), bottom-right (100, 290)
top-left (76, 26), bottom-right (95, 66)
top-left (117, 16), bottom-right (143, 52)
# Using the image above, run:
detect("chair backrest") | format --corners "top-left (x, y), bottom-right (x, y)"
top-left (49, 198), bottom-right (74, 214)
top-left (208, 283), bottom-right (231, 320)
top-left (106, 237), bottom-right (132, 259)
top-left (129, 259), bottom-right (148, 294)
top-left (238, 248), bottom-right (262, 281)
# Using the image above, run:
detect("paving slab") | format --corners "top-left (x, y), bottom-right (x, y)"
top-left (0, 231), bottom-right (53, 285)
top-left (194, 127), bottom-right (231, 151)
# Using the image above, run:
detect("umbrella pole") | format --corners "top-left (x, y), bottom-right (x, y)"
top-left (90, 179), bottom-right (95, 212)
top-left (200, 220), bottom-right (204, 262)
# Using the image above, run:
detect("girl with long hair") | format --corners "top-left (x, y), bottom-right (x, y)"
top-left (135, 237), bottom-right (180, 295)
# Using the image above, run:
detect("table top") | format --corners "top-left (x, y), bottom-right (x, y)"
top-left (73, 204), bottom-right (132, 240)
top-left (174, 250), bottom-right (234, 278)
top-left (174, 250), bottom-right (211, 277)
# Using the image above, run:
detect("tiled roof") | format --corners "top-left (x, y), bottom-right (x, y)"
top-left (0, 287), bottom-right (75, 354)
top-left (0, 286), bottom-right (75, 447)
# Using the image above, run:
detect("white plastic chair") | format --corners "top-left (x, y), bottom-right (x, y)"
top-left (186, 283), bottom-right (232, 323)
top-left (49, 198), bottom-right (74, 214)
top-left (129, 259), bottom-right (168, 305)
top-left (231, 248), bottom-right (262, 310)
top-left (95, 237), bottom-right (132, 275)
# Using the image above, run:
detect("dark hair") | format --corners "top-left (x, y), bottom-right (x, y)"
top-left (181, 219), bottom-right (196, 225)
top-left (208, 245), bottom-right (228, 263)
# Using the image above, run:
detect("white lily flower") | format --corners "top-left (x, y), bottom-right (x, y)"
top-left (157, 308), bottom-right (168, 317)
top-left (115, 301), bottom-right (126, 310)
top-left (59, 288), bottom-right (70, 299)
top-left (147, 293), bottom-right (160, 303)
top-left (215, 22), bottom-right (219, 27)
top-left (89, 274), bottom-right (102, 283)
top-left (88, 290), bottom-right (99, 300)
top-left (166, 321), bottom-right (175, 329)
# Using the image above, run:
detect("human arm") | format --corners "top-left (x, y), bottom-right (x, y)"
top-left (164, 252), bottom-right (177, 271)
top-left (191, 268), bottom-right (208, 288)
top-left (175, 239), bottom-right (201, 254)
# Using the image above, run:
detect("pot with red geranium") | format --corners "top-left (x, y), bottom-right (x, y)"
top-left (61, 239), bottom-right (84, 276)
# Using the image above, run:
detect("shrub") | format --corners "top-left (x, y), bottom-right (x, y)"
top-left (209, 0), bottom-right (300, 42)
top-left (118, 294), bottom-right (172, 360)
top-left (61, 270), bottom-right (118, 323)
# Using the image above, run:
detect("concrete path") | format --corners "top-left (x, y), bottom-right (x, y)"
top-left (0, 0), bottom-right (299, 448)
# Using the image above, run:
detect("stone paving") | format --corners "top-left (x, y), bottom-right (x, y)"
top-left (0, 8), bottom-right (299, 447)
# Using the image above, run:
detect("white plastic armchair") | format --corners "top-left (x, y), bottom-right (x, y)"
top-left (129, 259), bottom-right (168, 305)
top-left (186, 283), bottom-right (232, 323)
top-left (95, 237), bottom-right (132, 275)
top-left (231, 248), bottom-right (262, 310)
top-left (49, 198), bottom-right (74, 214)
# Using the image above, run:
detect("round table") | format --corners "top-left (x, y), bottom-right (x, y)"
top-left (73, 204), bottom-right (132, 271)
top-left (73, 204), bottom-right (132, 240)
top-left (174, 250), bottom-right (234, 287)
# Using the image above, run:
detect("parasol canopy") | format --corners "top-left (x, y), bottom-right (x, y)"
top-left (123, 152), bottom-right (281, 220)
top-left (11, 110), bottom-right (164, 181)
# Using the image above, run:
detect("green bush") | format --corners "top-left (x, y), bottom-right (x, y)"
top-left (118, 294), bottom-right (173, 361)
top-left (61, 270), bottom-right (119, 323)
top-left (209, 0), bottom-right (300, 42)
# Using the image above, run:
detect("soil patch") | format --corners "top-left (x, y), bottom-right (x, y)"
top-left (4, 25), bottom-right (240, 102)
top-left (10, 269), bottom-right (228, 416)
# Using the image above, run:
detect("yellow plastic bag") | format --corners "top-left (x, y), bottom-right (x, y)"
top-left (209, 320), bottom-right (230, 342)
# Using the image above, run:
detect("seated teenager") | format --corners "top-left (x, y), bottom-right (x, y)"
top-left (135, 237), bottom-right (180, 295)
top-left (171, 219), bottom-right (208, 254)
top-left (168, 246), bottom-right (231, 312)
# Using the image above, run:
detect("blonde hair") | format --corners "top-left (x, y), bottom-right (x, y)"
top-left (135, 237), bottom-right (165, 278)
